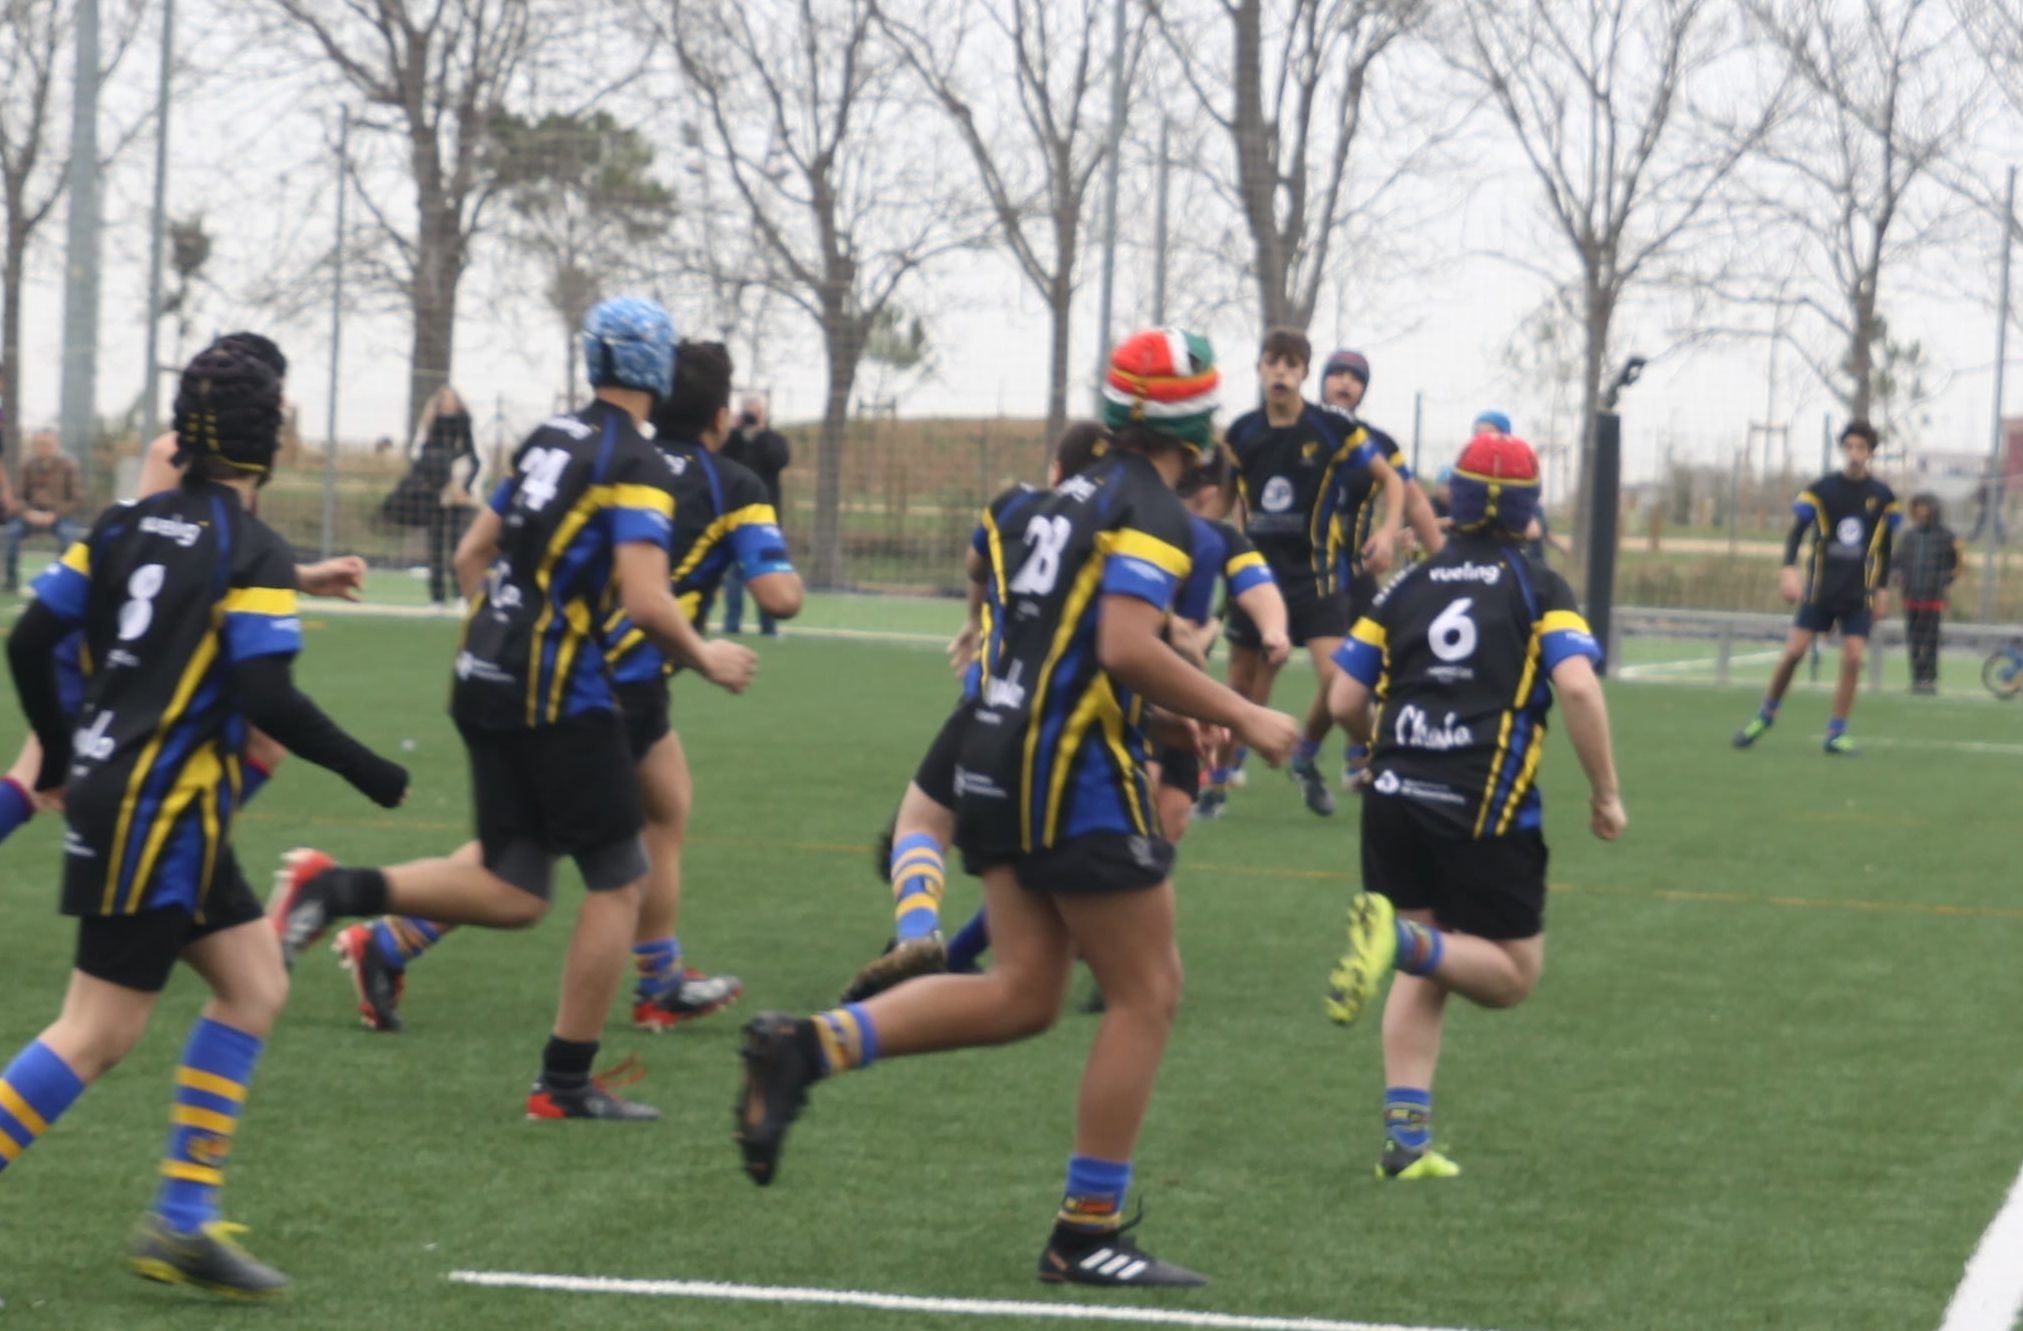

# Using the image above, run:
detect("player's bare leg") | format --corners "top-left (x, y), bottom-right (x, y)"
top-left (555, 882), bottom-right (647, 1042)
top-left (1825, 634), bottom-right (1867, 754)
top-left (1290, 637), bottom-right (1342, 815)
top-left (1054, 882), bottom-right (1183, 1163)
top-left (1735, 627), bottom-right (1816, 748)
top-left (840, 781), bottom-right (958, 1002)
top-left (631, 730), bottom-right (741, 1028)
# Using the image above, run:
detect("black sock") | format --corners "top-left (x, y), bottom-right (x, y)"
top-left (542, 1037), bottom-right (598, 1090)
top-left (318, 867), bottom-right (389, 917)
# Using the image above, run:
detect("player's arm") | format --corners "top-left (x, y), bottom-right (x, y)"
top-left (1326, 618), bottom-right (1384, 744)
top-left (1551, 655), bottom-right (1625, 841)
top-left (1231, 566), bottom-right (1289, 666)
top-left (7, 600), bottom-right (77, 791)
top-left (295, 556), bottom-right (367, 602)
top-left (233, 657), bottom-right (408, 807)
top-left (1357, 453), bottom-right (1406, 576)
top-left (613, 540), bottom-right (756, 693)
top-left (727, 502), bottom-right (803, 621)
top-left (1870, 502), bottom-right (1901, 617)
top-left (135, 431), bottom-right (182, 499)
top-left (1097, 596), bottom-right (1296, 765)
top-left (1404, 479), bottom-right (1444, 557)
top-left (454, 503), bottom-right (505, 599)
top-left (1780, 492), bottom-right (1816, 604)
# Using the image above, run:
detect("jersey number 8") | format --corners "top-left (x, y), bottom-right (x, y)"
top-left (118, 563), bottom-right (167, 642)
top-left (1429, 597), bottom-right (1477, 663)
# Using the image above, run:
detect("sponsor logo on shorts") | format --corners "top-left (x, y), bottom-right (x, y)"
top-left (1127, 836), bottom-right (1161, 870)
top-left (1372, 769), bottom-right (1401, 795)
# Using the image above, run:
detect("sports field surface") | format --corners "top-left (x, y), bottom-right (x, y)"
top-left (1, 593), bottom-right (2018, 1331)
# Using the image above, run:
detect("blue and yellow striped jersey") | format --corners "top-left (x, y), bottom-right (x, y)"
top-left (1332, 532), bottom-right (1600, 838)
top-left (962, 483), bottom-right (1047, 701)
top-left (1327, 421), bottom-right (1408, 589)
top-left (1226, 401), bottom-right (1379, 588)
top-left (955, 452), bottom-right (1194, 856)
top-left (602, 440), bottom-right (793, 686)
top-left (1174, 514), bottom-right (1272, 625)
top-left (30, 485), bottom-right (303, 918)
top-left (453, 401), bottom-right (676, 729)
top-left (1790, 471), bottom-right (1899, 610)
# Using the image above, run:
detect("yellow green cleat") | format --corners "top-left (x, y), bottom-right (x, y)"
top-left (1377, 1144), bottom-right (1462, 1180)
top-left (1325, 892), bottom-right (1398, 1026)
top-left (128, 1217), bottom-right (289, 1300)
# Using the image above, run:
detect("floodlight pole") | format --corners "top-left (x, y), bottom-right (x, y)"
top-left (1587, 357), bottom-right (1645, 676)
top-left (322, 108), bottom-right (349, 561)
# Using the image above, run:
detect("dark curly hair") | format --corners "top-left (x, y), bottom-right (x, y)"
top-left (173, 344), bottom-right (283, 486)
top-left (652, 339), bottom-right (734, 442)
top-left (212, 331), bottom-right (288, 384)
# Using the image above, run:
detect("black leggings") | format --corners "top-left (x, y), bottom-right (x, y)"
top-left (429, 505), bottom-right (470, 605)
top-left (1905, 608), bottom-right (1943, 684)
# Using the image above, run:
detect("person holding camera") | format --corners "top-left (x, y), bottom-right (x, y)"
top-left (721, 396), bottom-right (791, 635)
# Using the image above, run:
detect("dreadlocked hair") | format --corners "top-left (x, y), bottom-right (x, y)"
top-left (173, 344), bottom-right (283, 487)
top-left (652, 339), bottom-right (734, 441)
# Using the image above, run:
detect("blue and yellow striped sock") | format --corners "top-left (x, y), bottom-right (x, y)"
top-left (0, 1040), bottom-right (87, 1173)
top-left (1827, 715), bottom-right (1848, 739)
top-left (889, 834), bottom-right (945, 943)
top-left (1057, 1155), bottom-right (1132, 1233)
top-left (946, 907), bottom-right (990, 974)
top-left (1296, 737), bottom-right (1321, 765)
top-left (0, 777), bottom-right (33, 846)
top-left (808, 1004), bottom-right (879, 1077)
top-left (1384, 1087), bottom-right (1433, 1151)
top-left (154, 1019), bottom-right (262, 1234)
top-left (1233, 746), bottom-right (1249, 771)
top-left (1395, 920), bottom-right (1444, 976)
top-left (371, 916), bottom-right (442, 972)
top-left (632, 937), bottom-right (683, 998)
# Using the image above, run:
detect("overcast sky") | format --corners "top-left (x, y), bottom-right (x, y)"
top-left (6, 1), bottom-right (2018, 497)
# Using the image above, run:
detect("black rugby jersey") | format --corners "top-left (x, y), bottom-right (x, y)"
top-left (963, 482), bottom-right (1048, 701)
top-left (455, 400), bottom-right (675, 730)
top-left (1226, 402), bottom-right (1380, 586)
top-left (1328, 422), bottom-right (1409, 586)
top-left (1333, 532), bottom-right (1600, 838)
top-left (30, 486), bottom-right (303, 916)
top-left (957, 451), bottom-right (1194, 853)
top-left (601, 439), bottom-right (792, 685)
top-left (1788, 472), bottom-right (1899, 610)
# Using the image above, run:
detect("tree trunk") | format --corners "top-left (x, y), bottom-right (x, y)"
top-left (1230, 0), bottom-right (1291, 332)
top-left (2, 230), bottom-right (25, 465)
top-left (812, 321), bottom-right (861, 589)
top-left (1847, 275), bottom-right (1877, 422)
top-left (1044, 270), bottom-right (1072, 451)
top-left (406, 186), bottom-right (463, 434)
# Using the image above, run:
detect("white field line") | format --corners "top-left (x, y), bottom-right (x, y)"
top-left (1614, 648), bottom-right (1783, 680)
top-left (1936, 1160), bottom-right (2023, 1331)
top-left (445, 1270), bottom-right (1508, 1331)
top-left (1863, 737), bottom-right (2023, 757)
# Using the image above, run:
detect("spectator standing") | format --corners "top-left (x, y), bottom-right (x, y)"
top-left (381, 387), bottom-right (480, 608)
top-left (5, 432), bottom-right (83, 593)
top-left (1966, 473), bottom-right (2007, 545)
top-left (1893, 491), bottom-right (1960, 694)
top-left (721, 395), bottom-right (791, 635)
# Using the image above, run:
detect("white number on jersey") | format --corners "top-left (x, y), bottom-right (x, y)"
top-left (1009, 515), bottom-right (1074, 597)
top-left (118, 563), bottom-right (166, 642)
top-left (1429, 597), bottom-right (1478, 663)
top-left (517, 447), bottom-right (572, 513)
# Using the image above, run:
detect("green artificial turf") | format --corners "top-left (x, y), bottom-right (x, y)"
top-left (0, 606), bottom-right (2018, 1331)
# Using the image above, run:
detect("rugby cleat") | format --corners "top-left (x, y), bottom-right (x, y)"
top-left (1377, 1142), bottom-right (1462, 1180)
top-left (1325, 892), bottom-right (1398, 1027)
top-left (735, 1012), bottom-right (818, 1186)
top-left (332, 924), bottom-right (405, 1033)
top-left (634, 970), bottom-right (744, 1031)
top-left (1823, 732), bottom-right (1861, 756)
top-left (128, 1217), bottom-right (290, 1300)
top-left (1037, 1219), bottom-right (1208, 1288)
top-left (838, 934), bottom-right (946, 1005)
top-left (526, 1057), bottom-right (660, 1121)
top-left (1290, 756), bottom-right (1336, 816)
top-left (1192, 786), bottom-right (1228, 820)
top-left (266, 849), bottom-right (336, 970)
top-left (1731, 714), bottom-right (1773, 748)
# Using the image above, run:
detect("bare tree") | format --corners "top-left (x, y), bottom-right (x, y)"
top-left (0, 0), bottom-right (144, 458)
top-left (880, 0), bottom-right (1120, 442)
top-left (1742, 0), bottom-right (1982, 422)
top-left (1153, 0), bottom-right (1427, 332)
top-left (667, 0), bottom-right (976, 587)
top-left (260, 0), bottom-right (544, 432)
top-left (1449, 0), bottom-right (1773, 565)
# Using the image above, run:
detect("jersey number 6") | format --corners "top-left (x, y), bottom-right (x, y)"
top-left (1429, 597), bottom-right (1477, 663)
